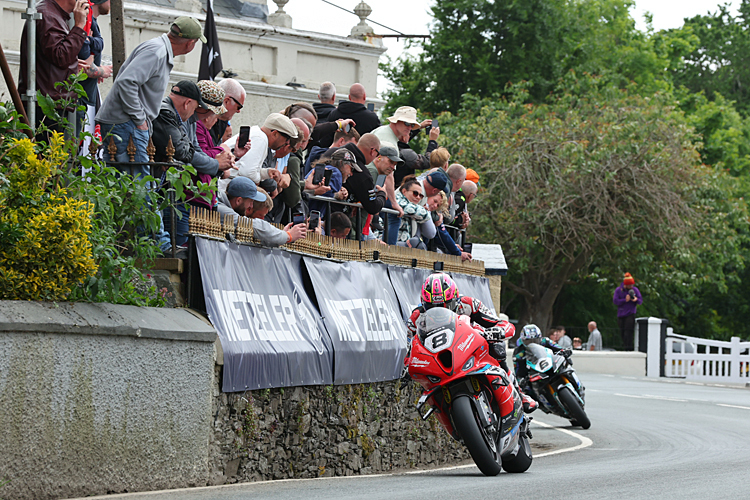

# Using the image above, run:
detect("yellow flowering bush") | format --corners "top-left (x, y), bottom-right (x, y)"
top-left (0, 134), bottom-right (98, 301)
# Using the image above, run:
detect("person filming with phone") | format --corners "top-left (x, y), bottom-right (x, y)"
top-left (304, 148), bottom-right (355, 219)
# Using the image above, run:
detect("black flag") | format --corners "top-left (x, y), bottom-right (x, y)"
top-left (198, 0), bottom-right (223, 81)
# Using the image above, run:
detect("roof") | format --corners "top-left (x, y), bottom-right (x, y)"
top-left (470, 244), bottom-right (508, 276)
top-left (132, 0), bottom-right (268, 22)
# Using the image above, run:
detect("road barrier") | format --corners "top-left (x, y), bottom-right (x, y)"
top-left (664, 332), bottom-right (750, 383)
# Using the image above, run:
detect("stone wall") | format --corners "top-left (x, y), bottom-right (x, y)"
top-left (208, 368), bottom-right (470, 484)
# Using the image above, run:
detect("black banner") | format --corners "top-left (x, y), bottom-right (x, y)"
top-left (198, 0), bottom-right (223, 81)
top-left (304, 258), bottom-right (408, 385)
top-left (196, 239), bottom-right (333, 391)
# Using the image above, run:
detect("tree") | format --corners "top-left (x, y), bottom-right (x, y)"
top-left (439, 74), bottom-right (747, 331)
top-left (381, 0), bottom-right (680, 115)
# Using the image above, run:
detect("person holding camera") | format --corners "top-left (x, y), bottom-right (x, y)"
top-left (613, 272), bottom-right (642, 351)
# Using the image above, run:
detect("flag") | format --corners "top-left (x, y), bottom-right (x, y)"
top-left (198, 0), bottom-right (223, 81)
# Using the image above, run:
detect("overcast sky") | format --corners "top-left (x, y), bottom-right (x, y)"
top-left (282, 0), bottom-right (740, 97)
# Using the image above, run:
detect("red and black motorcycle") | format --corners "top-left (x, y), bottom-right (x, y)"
top-left (407, 307), bottom-right (533, 476)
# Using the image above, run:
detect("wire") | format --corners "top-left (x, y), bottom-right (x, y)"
top-left (319, 0), bottom-right (406, 36)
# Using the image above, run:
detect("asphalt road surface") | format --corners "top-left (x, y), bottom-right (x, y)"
top-left (73, 374), bottom-right (750, 500)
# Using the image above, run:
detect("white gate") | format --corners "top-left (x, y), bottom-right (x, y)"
top-left (664, 332), bottom-right (750, 383)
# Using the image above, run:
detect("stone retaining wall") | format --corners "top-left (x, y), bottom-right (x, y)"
top-left (207, 367), bottom-right (470, 484)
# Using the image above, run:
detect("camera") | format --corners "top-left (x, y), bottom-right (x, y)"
top-left (628, 289), bottom-right (636, 299)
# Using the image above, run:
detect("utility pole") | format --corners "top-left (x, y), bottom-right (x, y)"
top-left (110, 0), bottom-right (126, 77)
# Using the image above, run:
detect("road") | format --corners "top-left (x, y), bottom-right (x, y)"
top-left (72, 374), bottom-right (750, 500)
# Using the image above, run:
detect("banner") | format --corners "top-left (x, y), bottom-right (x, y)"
top-left (452, 274), bottom-right (497, 316)
top-left (198, 0), bottom-right (223, 81)
top-left (196, 239), bottom-right (333, 392)
top-left (304, 258), bottom-right (408, 384)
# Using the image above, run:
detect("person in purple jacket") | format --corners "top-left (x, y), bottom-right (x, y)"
top-left (613, 272), bottom-right (643, 351)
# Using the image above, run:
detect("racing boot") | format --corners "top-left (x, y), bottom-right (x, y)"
top-left (520, 392), bottom-right (538, 413)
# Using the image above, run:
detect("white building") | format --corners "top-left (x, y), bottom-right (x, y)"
top-left (0, 0), bottom-right (386, 127)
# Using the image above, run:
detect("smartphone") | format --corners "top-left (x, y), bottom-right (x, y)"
top-left (463, 242), bottom-right (473, 253)
top-left (323, 169), bottom-right (333, 186)
top-left (431, 119), bottom-right (438, 129)
top-left (238, 126), bottom-right (250, 149)
top-left (367, 103), bottom-right (375, 111)
top-left (344, 122), bottom-right (351, 133)
top-left (308, 210), bottom-right (320, 230)
top-left (312, 164), bottom-right (325, 185)
top-left (292, 212), bottom-right (305, 225)
top-left (375, 174), bottom-right (386, 187)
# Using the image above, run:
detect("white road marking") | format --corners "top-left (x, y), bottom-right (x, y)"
top-left (531, 420), bottom-right (593, 457)
top-left (717, 403), bottom-right (750, 410)
top-left (614, 393), bottom-right (687, 402)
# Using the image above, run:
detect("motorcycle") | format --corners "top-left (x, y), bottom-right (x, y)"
top-left (407, 307), bottom-right (533, 476)
top-left (522, 342), bottom-right (590, 429)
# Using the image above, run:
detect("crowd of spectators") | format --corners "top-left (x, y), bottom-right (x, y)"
top-left (21, 14), bottom-right (480, 260)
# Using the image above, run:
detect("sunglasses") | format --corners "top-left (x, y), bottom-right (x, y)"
top-left (229, 96), bottom-right (243, 111)
top-left (371, 147), bottom-right (381, 157)
top-left (411, 190), bottom-right (424, 199)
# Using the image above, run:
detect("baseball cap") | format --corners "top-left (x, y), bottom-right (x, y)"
top-left (332, 147), bottom-right (360, 172)
top-left (226, 177), bottom-right (266, 203)
top-left (259, 178), bottom-right (278, 194)
top-left (263, 113), bottom-right (298, 139)
top-left (171, 81), bottom-right (208, 109)
top-left (196, 80), bottom-right (227, 115)
top-left (379, 142), bottom-right (403, 165)
top-left (425, 169), bottom-right (451, 194)
top-left (171, 16), bottom-right (207, 44)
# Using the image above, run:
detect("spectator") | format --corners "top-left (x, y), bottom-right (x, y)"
top-left (327, 83), bottom-right (380, 136)
top-left (371, 106), bottom-right (440, 186)
top-left (429, 147), bottom-right (451, 171)
top-left (152, 80), bottom-right (233, 247)
top-left (304, 148), bottom-right (353, 218)
top-left (388, 176), bottom-right (438, 248)
top-left (453, 180), bottom-right (477, 231)
top-left (304, 125), bottom-right (360, 177)
top-left (613, 272), bottom-right (642, 350)
top-left (557, 326), bottom-right (573, 349)
top-left (217, 177), bottom-right (306, 246)
top-left (269, 117), bottom-right (311, 224)
top-left (445, 163), bottom-right (466, 224)
top-left (209, 78), bottom-right (246, 145)
top-left (19, 0), bottom-right (89, 134)
top-left (248, 187), bottom-right (274, 219)
top-left (587, 321), bottom-right (603, 351)
top-left (76, 0), bottom-right (113, 140)
top-left (259, 178), bottom-right (278, 199)
top-left (329, 212), bottom-right (352, 239)
top-left (341, 134), bottom-right (385, 237)
top-left (365, 142), bottom-right (404, 243)
top-left (223, 112), bottom-right (297, 190)
top-left (573, 337), bottom-right (584, 350)
top-left (314, 81), bottom-right (337, 123)
top-left (194, 80), bottom-right (234, 162)
top-left (466, 168), bottom-right (480, 186)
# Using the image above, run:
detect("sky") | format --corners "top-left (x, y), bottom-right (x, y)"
top-left (282, 0), bottom-right (741, 97)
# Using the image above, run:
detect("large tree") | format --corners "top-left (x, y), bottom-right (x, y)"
top-left (439, 74), bottom-right (747, 331)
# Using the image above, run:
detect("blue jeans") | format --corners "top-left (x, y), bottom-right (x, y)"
top-left (163, 202), bottom-right (190, 248)
top-left (99, 121), bottom-right (172, 252)
top-left (382, 199), bottom-right (401, 245)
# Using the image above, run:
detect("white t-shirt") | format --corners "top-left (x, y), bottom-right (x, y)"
top-left (219, 126), bottom-right (272, 191)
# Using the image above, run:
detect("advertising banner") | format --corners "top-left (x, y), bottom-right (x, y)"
top-left (196, 238), bottom-right (334, 392)
top-left (452, 274), bottom-right (497, 316)
top-left (304, 258), bottom-right (408, 384)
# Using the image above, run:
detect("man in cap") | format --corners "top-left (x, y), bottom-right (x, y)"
top-left (366, 142), bottom-right (404, 244)
top-left (95, 16), bottom-right (205, 254)
top-left (152, 80), bottom-right (235, 246)
top-left (217, 177), bottom-right (307, 246)
top-left (221, 112), bottom-right (297, 190)
top-left (18, 0), bottom-right (89, 134)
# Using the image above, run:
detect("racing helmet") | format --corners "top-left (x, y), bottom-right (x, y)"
top-left (421, 273), bottom-right (458, 310)
top-left (520, 324), bottom-right (543, 345)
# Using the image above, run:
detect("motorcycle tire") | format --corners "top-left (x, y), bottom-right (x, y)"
top-left (451, 396), bottom-right (501, 476)
top-left (501, 433), bottom-right (533, 473)
top-left (558, 386), bottom-right (591, 429)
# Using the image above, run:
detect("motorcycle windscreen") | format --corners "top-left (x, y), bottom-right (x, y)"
top-left (525, 342), bottom-right (554, 372)
top-left (416, 308), bottom-right (457, 345)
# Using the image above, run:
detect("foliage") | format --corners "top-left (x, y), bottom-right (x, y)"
top-left (0, 75), bottom-right (213, 305)
top-left (380, 0), bottom-right (683, 115)
top-left (440, 73), bottom-right (748, 331)
top-left (670, 1), bottom-right (750, 117)
top-left (0, 134), bottom-right (98, 300)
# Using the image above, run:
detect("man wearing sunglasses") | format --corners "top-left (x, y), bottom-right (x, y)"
top-left (209, 78), bottom-right (246, 145)
top-left (220, 112), bottom-right (297, 192)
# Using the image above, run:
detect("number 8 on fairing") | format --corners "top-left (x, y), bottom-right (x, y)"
top-left (424, 328), bottom-right (455, 353)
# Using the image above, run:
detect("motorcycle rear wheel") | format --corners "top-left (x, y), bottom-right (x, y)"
top-left (558, 386), bottom-right (591, 429)
top-left (451, 396), bottom-right (501, 476)
top-left (501, 433), bottom-right (533, 473)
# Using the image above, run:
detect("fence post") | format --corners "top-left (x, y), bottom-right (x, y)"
top-left (731, 336), bottom-right (741, 382)
top-left (638, 317), bottom-right (667, 378)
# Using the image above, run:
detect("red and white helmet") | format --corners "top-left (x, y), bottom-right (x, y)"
top-left (421, 273), bottom-right (458, 310)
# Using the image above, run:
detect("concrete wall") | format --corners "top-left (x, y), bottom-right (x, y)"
top-left (509, 347), bottom-right (646, 377)
top-left (0, 301), bottom-right (217, 500)
top-left (0, 0), bottom-right (386, 128)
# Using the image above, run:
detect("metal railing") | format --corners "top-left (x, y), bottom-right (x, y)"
top-left (305, 194), bottom-right (400, 244)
